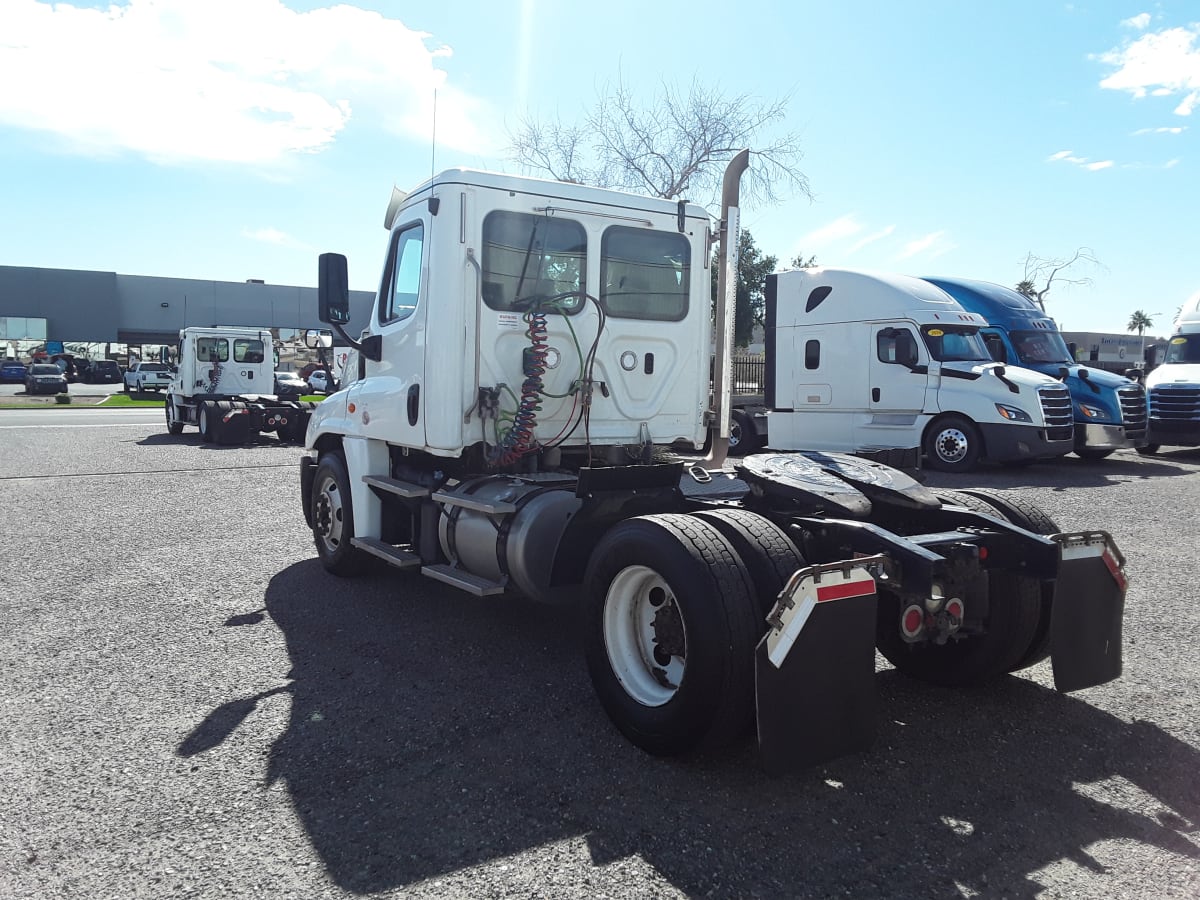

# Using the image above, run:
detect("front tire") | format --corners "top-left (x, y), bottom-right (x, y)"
top-left (165, 397), bottom-right (184, 435)
top-left (584, 514), bottom-right (760, 757)
top-left (923, 414), bottom-right (982, 473)
top-left (1075, 448), bottom-right (1114, 461)
top-left (1136, 443), bottom-right (1160, 456)
top-left (727, 409), bottom-right (762, 457)
top-left (311, 452), bottom-right (368, 576)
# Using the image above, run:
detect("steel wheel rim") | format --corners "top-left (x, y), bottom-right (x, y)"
top-left (313, 472), bottom-right (345, 553)
top-left (934, 427), bottom-right (969, 464)
top-left (603, 564), bottom-right (686, 707)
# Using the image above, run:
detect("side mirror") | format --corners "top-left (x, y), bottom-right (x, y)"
top-left (1066, 341), bottom-right (1078, 360)
top-left (318, 253), bottom-right (351, 325)
top-left (304, 329), bottom-right (332, 350)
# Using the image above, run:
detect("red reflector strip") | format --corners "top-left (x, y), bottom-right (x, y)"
top-left (1102, 549), bottom-right (1128, 591)
top-left (816, 579), bottom-right (875, 603)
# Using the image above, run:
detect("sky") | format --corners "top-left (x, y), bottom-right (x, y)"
top-left (1, 0), bottom-right (1196, 337)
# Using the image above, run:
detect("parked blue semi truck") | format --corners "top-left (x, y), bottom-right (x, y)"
top-left (924, 277), bottom-right (1148, 460)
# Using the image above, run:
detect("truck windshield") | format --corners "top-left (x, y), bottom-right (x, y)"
top-left (920, 326), bottom-right (990, 362)
top-left (1164, 335), bottom-right (1200, 364)
top-left (1010, 329), bottom-right (1071, 364)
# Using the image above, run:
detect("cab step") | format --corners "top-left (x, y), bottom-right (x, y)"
top-left (363, 475), bottom-right (432, 499)
top-left (432, 489), bottom-right (516, 516)
top-left (421, 564), bottom-right (507, 596)
top-left (350, 537), bottom-right (421, 569)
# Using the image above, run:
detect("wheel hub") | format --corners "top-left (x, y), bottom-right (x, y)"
top-left (603, 565), bottom-right (687, 707)
top-left (935, 428), bottom-right (969, 463)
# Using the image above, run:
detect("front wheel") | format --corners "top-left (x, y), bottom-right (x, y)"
top-left (1075, 448), bottom-right (1114, 461)
top-left (311, 452), bottom-right (368, 576)
top-left (923, 414), bottom-right (982, 473)
top-left (1136, 443), bottom-right (1160, 456)
top-left (727, 409), bottom-right (762, 456)
top-left (165, 397), bottom-right (184, 435)
top-left (583, 514), bottom-right (760, 757)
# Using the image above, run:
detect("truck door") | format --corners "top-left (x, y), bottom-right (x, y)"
top-left (868, 325), bottom-right (928, 413)
top-left (349, 214), bottom-right (429, 446)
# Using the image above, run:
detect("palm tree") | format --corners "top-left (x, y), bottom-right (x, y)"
top-left (1127, 310), bottom-right (1156, 363)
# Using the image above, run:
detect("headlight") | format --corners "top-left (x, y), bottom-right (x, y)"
top-left (995, 403), bottom-right (1032, 423)
top-left (1078, 404), bottom-right (1110, 421)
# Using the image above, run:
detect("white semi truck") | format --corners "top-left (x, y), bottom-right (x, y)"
top-left (731, 268), bottom-right (1077, 473)
top-left (1143, 296), bottom-right (1200, 453)
top-left (165, 326), bottom-right (316, 445)
top-left (299, 154), bottom-right (1127, 773)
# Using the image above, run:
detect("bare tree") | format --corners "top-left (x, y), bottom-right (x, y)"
top-left (1015, 248), bottom-right (1103, 311)
top-left (508, 77), bottom-right (810, 206)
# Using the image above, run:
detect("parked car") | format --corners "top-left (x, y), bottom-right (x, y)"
top-left (0, 359), bottom-right (27, 383)
top-left (84, 359), bottom-right (123, 384)
top-left (25, 363), bottom-right (68, 395)
top-left (307, 370), bottom-right (335, 393)
top-left (274, 370), bottom-right (306, 397)
top-left (124, 361), bottom-right (172, 393)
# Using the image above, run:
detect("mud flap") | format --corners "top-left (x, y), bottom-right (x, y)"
top-left (1049, 532), bottom-right (1127, 693)
top-left (755, 557), bottom-right (887, 775)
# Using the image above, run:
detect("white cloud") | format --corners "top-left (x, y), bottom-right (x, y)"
top-left (896, 231), bottom-right (954, 261)
top-left (242, 226), bottom-right (300, 247)
top-left (1048, 150), bottom-right (1119, 171)
top-left (1121, 13), bottom-right (1151, 30)
top-left (1085, 160), bottom-right (1115, 170)
top-left (0, 0), bottom-right (492, 166)
top-left (1131, 126), bottom-right (1186, 134)
top-left (847, 225), bottom-right (895, 256)
top-left (797, 214), bottom-right (863, 249)
top-left (1097, 24), bottom-right (1200, 116)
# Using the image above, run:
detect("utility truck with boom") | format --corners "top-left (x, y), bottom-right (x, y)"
top-left (300, 153), bottom-right (1128, 773)
top-left (166, 326), bottom-right (316, 444)
top-left (924, 276), bottom-right (1148, 460)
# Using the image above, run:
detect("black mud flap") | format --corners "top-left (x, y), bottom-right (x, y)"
top-left (755, 557), bottom-right (887, 775)
top-left (1049, 532), bottom-right (1127, 693)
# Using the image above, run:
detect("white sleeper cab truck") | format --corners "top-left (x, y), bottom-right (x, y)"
top-left (166, 326), bottom-right (316, 444)
top-left (758, 268), bottom-right (1076, 473)
top-left (299, 154), bottom-right (1127, 774)
top-left (1143, 298), bottom-right (1200, 453)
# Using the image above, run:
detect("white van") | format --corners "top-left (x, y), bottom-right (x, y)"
top-left (762, 268), bottom-right (1075, 472)
top-left (1142, 295), bottom-right (1200, 453)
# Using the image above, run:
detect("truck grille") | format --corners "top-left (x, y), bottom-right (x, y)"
top-left (1038, 385), bottom-right (1074, 441)
top-left (1149, 384), bottom-right (1200, 421)
top-left (1117, 384), bottom-right (1148, 439)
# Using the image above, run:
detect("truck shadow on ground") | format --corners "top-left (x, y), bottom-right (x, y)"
top-left (926, 451), bottom-right (1199, 490)
top-left (180, 560), bottom-right (1200, 898)
top-left (134, 433), bottom-right (302, 448)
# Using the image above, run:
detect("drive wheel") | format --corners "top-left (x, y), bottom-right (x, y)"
top-left (727, 409), bottom-right (762, 456)
top-left (1136, 444), bottom-right (1160, 456)
top-left (955, 488), bottom-right (1060, 672)
top-left (923, 414), bottom-right (982, 473)
top-left (312, 452), bottom-right (368, 576)
top-left (1075, 448), bottom-right (1114, 461)
top-left (584, 514), bottom-right (760, 757)
top-left (690, 509), bottom-right (806, 615)
top-left (165, 397), bottom-right (184, 435)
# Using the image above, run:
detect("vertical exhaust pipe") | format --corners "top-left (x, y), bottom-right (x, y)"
top-left (701, 148), bottom-right (750, 469)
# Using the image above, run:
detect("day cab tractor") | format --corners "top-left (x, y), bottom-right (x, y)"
top-left (298, 152), bottom-right (1128, 773)
top-left (165, 326), bottom-right (316, 445)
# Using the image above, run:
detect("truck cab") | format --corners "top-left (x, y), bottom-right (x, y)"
top-left (762, 268), bottom-right (1076, 472)
top-left (924, 277), bottom-right (1148, 460)
top-left (1142, 297), bottom-right (1200, 453)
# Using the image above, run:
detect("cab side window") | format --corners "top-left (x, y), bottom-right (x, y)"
top-left (983, 333), bottom-right (1007, 363)
top-left (876, 327), bottom-right (918, 367)
top-left (380, 222), bottom-right (424, 324)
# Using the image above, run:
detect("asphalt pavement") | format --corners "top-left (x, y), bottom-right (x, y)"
top-left (1, 422), bottom-right (1197, 899)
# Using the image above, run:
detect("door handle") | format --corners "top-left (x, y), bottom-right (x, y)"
top-left (872, 387), bottom-right (880, 402)
top-left (407, 384), bottom-right (420, 426)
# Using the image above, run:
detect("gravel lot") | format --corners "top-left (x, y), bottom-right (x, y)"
top-left (1, 422), bottom-right (1198, 899)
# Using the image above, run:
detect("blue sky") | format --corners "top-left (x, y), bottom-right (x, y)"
top-left (1, 0), bottom-right (1196, 336)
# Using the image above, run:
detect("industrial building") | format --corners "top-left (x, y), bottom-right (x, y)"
top-left (0, 264), bottom-right (375, 357)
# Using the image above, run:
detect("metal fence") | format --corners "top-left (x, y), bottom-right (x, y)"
top-left (711, 354), bottom-right (766, 394)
